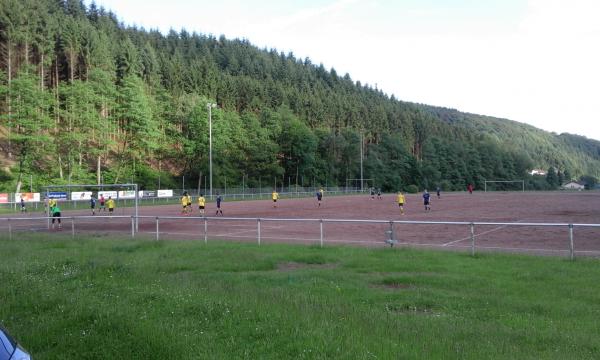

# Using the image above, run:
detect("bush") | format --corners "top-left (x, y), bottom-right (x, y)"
top-left (405, 184), bottom-right (419, 193)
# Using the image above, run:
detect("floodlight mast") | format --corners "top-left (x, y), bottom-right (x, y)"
top-left (360, 132), bottom-right (364, 192)
top-left (207, 103), bottom-right (217, 198)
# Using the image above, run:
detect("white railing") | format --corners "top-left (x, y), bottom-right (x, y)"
top-left (1, 215), bottom-right (599, 260)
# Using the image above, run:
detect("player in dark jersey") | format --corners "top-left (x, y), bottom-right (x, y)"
top-left (423, 190), bottom-right (431, 212)
top-left (215, 194), bottom-right (223, 216)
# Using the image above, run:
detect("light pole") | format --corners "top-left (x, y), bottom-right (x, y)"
top-left (207, 103), bottom-right (217, 197)
top-left (360, 131), bottom-right (364, 192)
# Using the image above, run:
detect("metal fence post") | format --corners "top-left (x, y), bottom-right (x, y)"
top-left (470, 223), bottom-right (475, 256)
top-left (204, 218), bottom-right (207, 244)
top-left (569, 224), bottom-right (574, 261)
top-left (320, 219), bottom-right (323, 247)
top-left (155, 217), bottom-right (159, 241)
top-left (257, 218), bottom-right (261, 246)
top-left (131, 216), bottom-right (135, 238)
top-left (389, 221), bottom-right (394, 243)
top-left (71, 217), bottom-right (75, 238)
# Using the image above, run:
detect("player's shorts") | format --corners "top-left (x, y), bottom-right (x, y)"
top-left (199, 206), bottom-right (205, 210)
top-left (182, 205), bottom-right (187, 209)
top-left (424, 200), bottom-right (430, 205)
top-left (52, 212), bottom-right (61, 223)
top-left (109, 208), bottom-right (114, 212)
top-left (273, 199), bottom-right (277, 202)
top-left (398, 203), bottom-right (404, 207)
top-left (187, 202), bottom-right (192, 206)
top-left (91, 204), bottom-right (96, 209)
top-left (100, 203), bottom-right (105, 207)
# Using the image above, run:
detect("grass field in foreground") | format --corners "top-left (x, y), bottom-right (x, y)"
top-left (1, 235), bottom-right (600, 359)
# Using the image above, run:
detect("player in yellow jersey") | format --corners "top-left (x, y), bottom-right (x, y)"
top-left (181, 192), bottom-right (189, 215)
top-left (272, 190), bottom-right (279, 208)
top-left (198, 194), bottom-right (206, 215)
top-left (397, 191), bottom-right (405, 215)
top-left (107, 196), bottom-right (115, 216)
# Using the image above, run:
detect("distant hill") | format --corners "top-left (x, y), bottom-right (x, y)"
top-left (0, 0), bottom-right (598, 193)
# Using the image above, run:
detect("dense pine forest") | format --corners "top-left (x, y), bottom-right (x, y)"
top-left (1, 0), bottom-right (599, 193)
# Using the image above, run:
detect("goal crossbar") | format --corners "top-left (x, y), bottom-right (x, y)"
top-left (484, 180), bottom-right (525, 192)
top-left (42, 183), bottom-right (139, 231)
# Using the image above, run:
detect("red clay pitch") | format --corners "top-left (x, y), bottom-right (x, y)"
top-left (4, 191), bottom-right (600, 256)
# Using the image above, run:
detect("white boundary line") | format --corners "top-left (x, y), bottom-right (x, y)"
top-left (442, 220), bottom-right (527, 247)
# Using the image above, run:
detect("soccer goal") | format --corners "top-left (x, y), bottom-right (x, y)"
top-left (484, 180), bottom-right (525, 192)
top-left (42, 183), bottom-right (139, 230)
top-left (345, 178), bottom-right (374, 193)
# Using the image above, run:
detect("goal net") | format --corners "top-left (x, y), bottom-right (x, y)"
top-left (345, 178), bottom-right (374, 193)
top-left (42, 183), bottom-right (140, 230)
top-left (484, 180), bottom-right (525, 192)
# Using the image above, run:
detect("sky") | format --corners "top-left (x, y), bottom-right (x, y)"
top-left (89, 0), bottom-right (600, 141)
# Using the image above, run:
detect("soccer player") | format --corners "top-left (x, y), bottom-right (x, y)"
top-left (377, 188), bottom-right (382, 200)
top-left (467, 183), bottom-right (473, 194)
top-left (20, 196), bottom-right (26, 213)
top-left (423, 190), bottom-right (431, 212)
top-left (51, 204), bottom-right (62, 230)
top-left (90, 195), bottom-right (96, 215)
top-left (181, 192), bottom-right (189, 215)
top-left (48, 198), bottom-right (57, 217)
top-left (316, 188), bottom-right (323, 207)
top-left (107, 196), bottom-right (115, 215)
top-left (370, 188), bottom-right (375, 200)
top-left (215, 193), bottom-right (223, 216)
top-left (186, 193), bottom-right (192, 214)
top-left (272, 190), bottom-right (279, 208)
top-left (198, 194), bottom-right (206, 215)
top-left (99, 194), bottom-right (106, 211)
top-left (397, 191), bottom-right (405, 215)
top-left (436, 186), bottom-right (441, 199)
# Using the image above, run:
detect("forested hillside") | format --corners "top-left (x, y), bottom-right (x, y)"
top-left (1, 0), bottom-right (599, 193)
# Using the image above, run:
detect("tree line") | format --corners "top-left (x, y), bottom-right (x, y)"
top-left (1, 0), bottom-right (599, 194)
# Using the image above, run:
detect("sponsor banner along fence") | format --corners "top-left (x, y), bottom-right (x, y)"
top-left (98, 191), bottom-right (118, 199)
top-left (15, 193), bottom-right (41, 202)
top-left (48, 192), bottom-right (68, 201)
top-left (157, 190), bottom-right (173, 198)
top-left (71, 192), bottom-right (93, 200)
top-left (142, 190), bottom-right (156, 198)
top-left (118, 190), bottom-right (137, 199)
top-left (0, 194), bottom-right (8, 203)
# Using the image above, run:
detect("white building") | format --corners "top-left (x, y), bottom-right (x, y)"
top-left (562, 182), bottom-right (585, 190)
top-left (529, 169), bottom-right (547, 176)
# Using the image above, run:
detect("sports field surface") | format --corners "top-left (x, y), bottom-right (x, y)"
top-left (2, 191), bottom-right (600, 256)
top-left (1, 237), bottom-right (600, 359)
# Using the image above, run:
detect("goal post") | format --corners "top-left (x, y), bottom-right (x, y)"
top-left (345, 178), bottom-right (374, 193)
top-left (42, 183), bottom-right (139, 231)
top-left (484, 180), bottom-right (525, 192)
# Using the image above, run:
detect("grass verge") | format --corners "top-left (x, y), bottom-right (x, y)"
top-left (1, 234), bottom-right (599, 359)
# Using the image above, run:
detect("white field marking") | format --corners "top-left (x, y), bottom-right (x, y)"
top-left (71, 220), bottom-right (284, 229)
top-left (442, 220), bottom-right (527, 247)
top-left (213, 228), bottom-right (263, 237)
top-left (22, 227), bottom-right (600, 254)
top-left (138, 231), bottom-right (600, 254)
top-left (141, 231), bottom-right (321, 242)
top-left (395, 242), bottom-right (600, 255)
